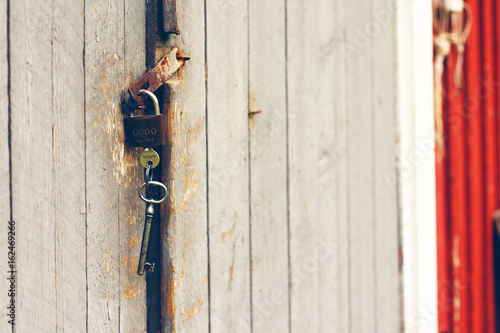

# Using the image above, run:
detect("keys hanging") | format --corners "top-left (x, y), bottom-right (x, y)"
top-left (123, 47), bottom-right (188, 276)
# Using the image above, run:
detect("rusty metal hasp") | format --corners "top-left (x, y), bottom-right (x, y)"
top-left (128, 46), bottom-right (190, 106)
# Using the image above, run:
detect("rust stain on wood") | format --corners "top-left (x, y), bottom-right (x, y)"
top-left (227, 265), bottom-right (234, 291)
top-left (163, 261), bottom-right (177, 332)
top-left (222, 221), bottom-right (236, 243)
top-left (182, 298), bottom-right (202, 323)
top-left (103, 250), bottom-right (111, 273)
top-left (123, 285), bottom-right (137, 299)
top-left (128, 231), bottom-right (140, 249)
top-left (121, 255), bottom-right (129, 268)
top-left (248, 110), bottom-right (261, 132)
top-left (182, 168), bottom-right (199, 208)
top-left (91, 51), bottom-right (138, 189)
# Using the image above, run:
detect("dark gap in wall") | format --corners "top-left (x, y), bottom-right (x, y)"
top-left (284, 0), bottom-right (292, 332)
top-left (7, 0), bottom-right (12, 231)
top-left (82, 0), bottom-right (89, 331)
top-left (246, 0), bottom-right (254, 332)
top-left (7, 2), bottom-right (13, 332)
top-left (145, 1), bottom-right (162, 332)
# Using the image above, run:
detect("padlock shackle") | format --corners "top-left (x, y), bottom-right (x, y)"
top-left (138, 89), bottom-right (160, 115)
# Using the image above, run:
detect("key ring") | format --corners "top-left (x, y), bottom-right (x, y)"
top-left (144, 164), bottom-right (153, 183)
top-left (139, 181), bottom-right (168, 204)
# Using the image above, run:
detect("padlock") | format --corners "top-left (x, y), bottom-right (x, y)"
top-left (124, 90), bottom-right (167, 147)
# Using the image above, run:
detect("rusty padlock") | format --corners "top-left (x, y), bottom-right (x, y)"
top-left (124, 90), bottom-right (167, 147)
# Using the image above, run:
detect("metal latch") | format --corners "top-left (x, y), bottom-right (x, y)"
top-left (162, 0), bottom-right (180, 34)
top-left (128, 46), bottom-right (190, 106)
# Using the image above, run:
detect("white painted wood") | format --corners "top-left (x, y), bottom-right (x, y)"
top-left (85, 0), bottom-right (147, 331)
top-left (0, 0), bottom-right (10, 332)
top-left (398, 2), bottom-right (419, 332)
top-left (398, 1), bottom-right (437, 332)
top-left (248, 0), bottom-right (289, 332)
top-left (328, 1), bottom-right (351, 332)
top-left (52, 0), bottom-right (87, 331)
top-left (206, 0), bottom-right (251, 331)
top-left (10, 0), bottom-right (57, 331)
top-left (343, 1), bottom-right (375, 332)
top-left (371, 1), bottom-right (402, 332)
top-left (413, 1), bottom-right (437, 330)
top-left (287, 0), bottom-right (341, 331)
top-left (159, 0), bottom-right (209, 332)
top-left (119, 0), bottom-right (147, 331)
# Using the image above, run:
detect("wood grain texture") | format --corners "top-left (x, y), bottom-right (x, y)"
top-left (52, 0), bottom-right (87, 331)
top-left (371, 0), bottom-right (401, 331)
top-left (0, 0), bottom-right (9, 331)
top-left (287, 0), bottom-right (341, 331)
top-left (85, 0), bottom-right (146, 331)
top-left (206, 0), bottom-right (251, 331)
top-left (120, 0), bottom-right (147, 331)
top-left (159, 0), bottom-right (209, 332)
top-left (10, 0), bottom-right (56, 331)
top-left (327, 1), bottom-right (350, 331)
top-left (344, 0), bottom-right (375, 331)
top-left (2, 0), bottom-right (409, 331)
top-left (248, 0), bottom-right (289, 332)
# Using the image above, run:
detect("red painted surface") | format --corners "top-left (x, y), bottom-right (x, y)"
top-left (436, 0), bottom-right (498, 332)
top-left (480, 0), bottom-right (497, 329)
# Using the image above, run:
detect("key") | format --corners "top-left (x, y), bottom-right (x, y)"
top-left (138, 203), bottom-right (155, 276)
top-left (140, 148), bottom-right (160, 169)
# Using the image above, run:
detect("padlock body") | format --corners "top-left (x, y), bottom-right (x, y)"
top-left (124, 114), bottom-right (167, 147)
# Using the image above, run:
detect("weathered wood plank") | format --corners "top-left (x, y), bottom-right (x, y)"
top-left (344, 0), bottom-right (375, 331)
top-left (324, 1), bottom-right (350, 331)
top-left (287, 2), bottom-right (319, 329)
top-left (248, 0), bottom-right (289, 332)
top-left (85, 0), bottom-right (133, 331)
top-left (119, 0), bottom-right (147, 331)
top-left (287, 0), bottom-right (341, 331)
top-left (159, 0), bottom-right (210, 332)
top-left (206, 0), bottom-right (251, 331)
top-left (0, 0), bottom-right (10, 331)
top-left (52, 0), bottom-right (87, 331)
top-left (371, 0), bottom-right (401, 331)
top-left (10, 0), bottom-right (56, 331)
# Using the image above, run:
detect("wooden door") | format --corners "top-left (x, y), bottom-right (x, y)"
top-left (0, 0), bottom-right (405, 332)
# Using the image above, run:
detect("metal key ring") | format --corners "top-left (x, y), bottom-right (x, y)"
top-left (144, 164), bottom-right (153, 183)
top-left (139, 181), bottom-right (168, 204)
